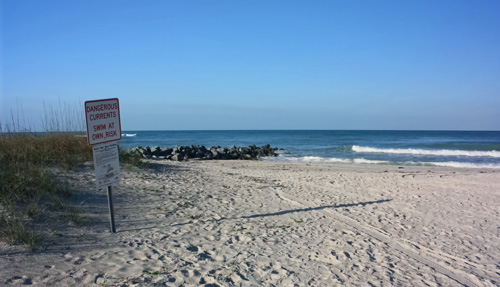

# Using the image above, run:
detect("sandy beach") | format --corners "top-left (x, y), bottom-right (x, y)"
top-left (1, 160), bottom-right (499, 286)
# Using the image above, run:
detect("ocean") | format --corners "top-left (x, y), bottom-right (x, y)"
top-left (119, 130), bottom-right (500, 169)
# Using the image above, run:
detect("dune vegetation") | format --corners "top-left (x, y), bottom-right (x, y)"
top-left (0, 131), bottom-right (92, 250)
top-left (0, 107), bottom-right (141, 250)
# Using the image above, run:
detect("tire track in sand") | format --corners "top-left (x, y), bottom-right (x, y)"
top-left (273, 188), bottom-right (480, 287)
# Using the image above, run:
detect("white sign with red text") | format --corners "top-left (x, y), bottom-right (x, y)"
top-left (85, 98), bottom-right (122, 146)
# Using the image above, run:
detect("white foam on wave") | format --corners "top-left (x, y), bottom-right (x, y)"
top-left (122, 133), bottom-right (137, 137)
top-left (262, 155), bottom-right (500, 169)
top-left (353, 158), bottom-right (390, 164)
top-left (263, 156), bottom-right (349, 163)
top-left (305, 156), bottom-right (351, 163)
top-left (426, 161), bottom-right (500, 169)
top-left (262, 156), bottom-right (389, 165)
top-left (352, 145), bottom-right (500, 158)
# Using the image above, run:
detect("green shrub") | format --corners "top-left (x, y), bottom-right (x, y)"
top-left (119, 147), bottom-right (144, 168)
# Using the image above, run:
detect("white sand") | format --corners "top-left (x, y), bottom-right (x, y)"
top-left (1, 160), bottom-right (499, 286)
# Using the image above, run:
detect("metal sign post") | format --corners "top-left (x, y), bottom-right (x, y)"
top-left (107, 186), bottom-right (116, 233)
top-left (85, 98), bottom-right (122, 233)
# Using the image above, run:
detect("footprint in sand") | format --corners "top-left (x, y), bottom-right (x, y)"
top-left (6, 276), bottom-right (33, 285)
top-left (186, 244), bottom-right (199, 252)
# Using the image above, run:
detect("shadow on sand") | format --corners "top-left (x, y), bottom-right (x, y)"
top-left (168, 198), bottom-right (394, 228)
top-left (236, 198), bottom-right (393, 220)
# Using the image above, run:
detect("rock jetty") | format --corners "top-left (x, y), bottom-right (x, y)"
top-left (129, 144), bottom-right (279, 161)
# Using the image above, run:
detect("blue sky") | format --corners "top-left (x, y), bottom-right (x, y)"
top-left (1, 0), bottom-right (499, 130)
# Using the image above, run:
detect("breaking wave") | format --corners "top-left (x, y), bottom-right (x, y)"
top-left (122, 133), bottom-right (137, 137)
top-left (352, 145), bottom-right (500, 158)
top-left (262, 155), bottom-right (500, 169)
top-left (426, 161), bottom-right (500, 169)
top-left (263, 156), bottom-right (390, 165)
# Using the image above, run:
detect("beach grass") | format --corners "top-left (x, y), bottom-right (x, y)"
top-left (0, 132), bottom-right (92, 250)
top-left (0, 102), bottom-right (138, 252)
top-left (0, 103), bottom-right (144, 250)
top-left (119, 146), bottom-right (145, 168)
top-left (0, 132), bottom-right (144, 250)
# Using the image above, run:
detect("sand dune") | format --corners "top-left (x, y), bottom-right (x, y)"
top-left (1, 160), bottom-right (499, 286)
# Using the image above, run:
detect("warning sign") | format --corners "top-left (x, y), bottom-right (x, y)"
top-left (93, 142), bottom-right (121, 190)
top-left (85, 98), bottom-right (122, 145)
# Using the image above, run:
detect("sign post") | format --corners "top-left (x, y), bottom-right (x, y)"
top-left (85, 98), bottom-right (122, 233)
top-left (107, 186), bottom-right (116, 233)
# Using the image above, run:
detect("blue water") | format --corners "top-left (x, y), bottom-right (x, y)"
top-left (119, 130), bottom-right (500, 169)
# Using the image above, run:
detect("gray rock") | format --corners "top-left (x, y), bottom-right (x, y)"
top-left (129, 144), bottom-right (280, 161)
top-left (171, 154), bottom-right (182, 161)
